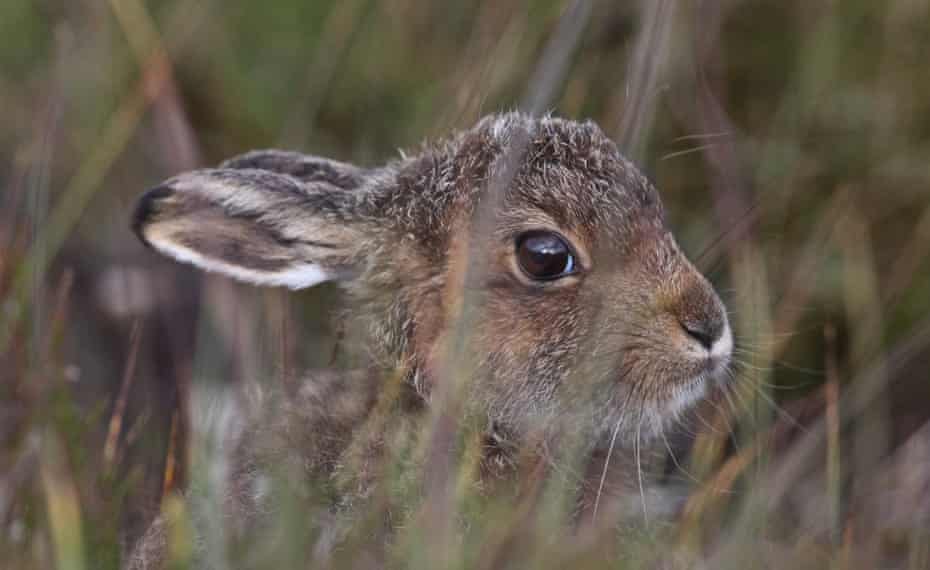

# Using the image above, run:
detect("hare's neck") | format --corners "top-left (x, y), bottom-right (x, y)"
top-left (335, 288), bottom-right (418, 382)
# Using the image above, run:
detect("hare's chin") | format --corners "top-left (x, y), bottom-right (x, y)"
top-left (665, 323), bottom-right (732, 418)
top-left (662, 351), bottom-right (731, 420)
top-left (665, 373), bottom-right (710, 419)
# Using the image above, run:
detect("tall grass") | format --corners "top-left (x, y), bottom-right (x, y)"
top-left (2, 0), bottom-right (930, 568)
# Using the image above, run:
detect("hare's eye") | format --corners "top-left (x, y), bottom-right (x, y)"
top-left (515, 231), bottom-right (576, 281)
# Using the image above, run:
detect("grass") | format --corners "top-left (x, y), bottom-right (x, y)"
top-left (2, 0), bottom-right (930, 568)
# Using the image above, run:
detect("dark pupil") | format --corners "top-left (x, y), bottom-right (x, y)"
top-left (517, 232), bottom-right (571, 279)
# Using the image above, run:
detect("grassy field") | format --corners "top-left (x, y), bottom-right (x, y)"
top-left (2, 0), bottom-right (930, 568)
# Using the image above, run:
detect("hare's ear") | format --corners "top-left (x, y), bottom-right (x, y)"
top-left (220, 150), bottom-right (366, 190)
top-left (132, 169), bottom-right (367, 289)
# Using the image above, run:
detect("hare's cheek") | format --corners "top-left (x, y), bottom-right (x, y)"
top-left (481, 299), bottom-right (586, 399)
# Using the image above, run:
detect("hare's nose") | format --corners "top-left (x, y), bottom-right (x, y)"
top-left (679, 318), bottom-right (723, 351)
top-left (672, 275), bottom-right (727, 352)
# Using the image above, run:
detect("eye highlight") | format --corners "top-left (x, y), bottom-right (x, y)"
top-left (515, 230), bottom-right (577, 281)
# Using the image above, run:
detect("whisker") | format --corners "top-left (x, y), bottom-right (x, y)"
top-left (672, 412), bottom-right (702, 439)
top-left (671, 131), bottom-right (731, 142)
top-left (690, 399), bottom-right (727, 437)
top-left (660, 426), bottom-right (701, 486)
top-left (635, 409), bottom-right (649, 526)
top-left (750, 383), bottom-right (807, 433)
top-left (693, 199), bottom-right (762, 266)
top-left (730, 358), bottom-right (821, 386)
top-left (717, 381), bottom-right (744, 452)
top-left (592, 416), bottom-right (624, 520)
top-left (660, 143), bottom-right (716, 161)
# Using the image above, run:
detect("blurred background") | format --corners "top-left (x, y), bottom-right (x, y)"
top-left (2, 0), bottom-right (929, 568)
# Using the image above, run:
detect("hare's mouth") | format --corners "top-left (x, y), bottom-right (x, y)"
top-left (664, 374), bottom-right (711, 418)
top-left (644, 322), bottom-right (733, 424)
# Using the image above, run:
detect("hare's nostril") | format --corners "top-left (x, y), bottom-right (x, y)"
top-left (680, 319), bottom-right (722, 351)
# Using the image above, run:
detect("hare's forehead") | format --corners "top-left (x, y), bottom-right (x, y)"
top-left (485, 125), bottom-right (663, 225)
top-left (501, 163), bottom-right (665, 234)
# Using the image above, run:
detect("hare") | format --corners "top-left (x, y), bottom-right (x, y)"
top-left (127, 112), bottom-right (732, 568)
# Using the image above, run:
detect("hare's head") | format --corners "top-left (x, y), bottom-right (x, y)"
top-left (133, 113), bottom-right (731, 444)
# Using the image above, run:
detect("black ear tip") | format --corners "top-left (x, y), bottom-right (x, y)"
top-left (132, 184), bottom-right (174, 247)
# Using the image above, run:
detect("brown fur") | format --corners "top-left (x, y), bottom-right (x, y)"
top-left (127, 113), bottom-right (731, 568)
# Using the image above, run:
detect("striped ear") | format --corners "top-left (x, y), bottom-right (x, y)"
top-left (132, 169), bottom-right (365, 289)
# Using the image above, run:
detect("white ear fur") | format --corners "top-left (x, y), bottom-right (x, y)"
top-left (145, 236), bottom-right (332, 290)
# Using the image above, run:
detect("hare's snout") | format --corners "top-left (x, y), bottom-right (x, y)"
top-left (671, 295), bottom-right (732, 405)
top-left (670, 275), bottom-right (732, 375)
top-left (620, 254), bottom-right (733, 424)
